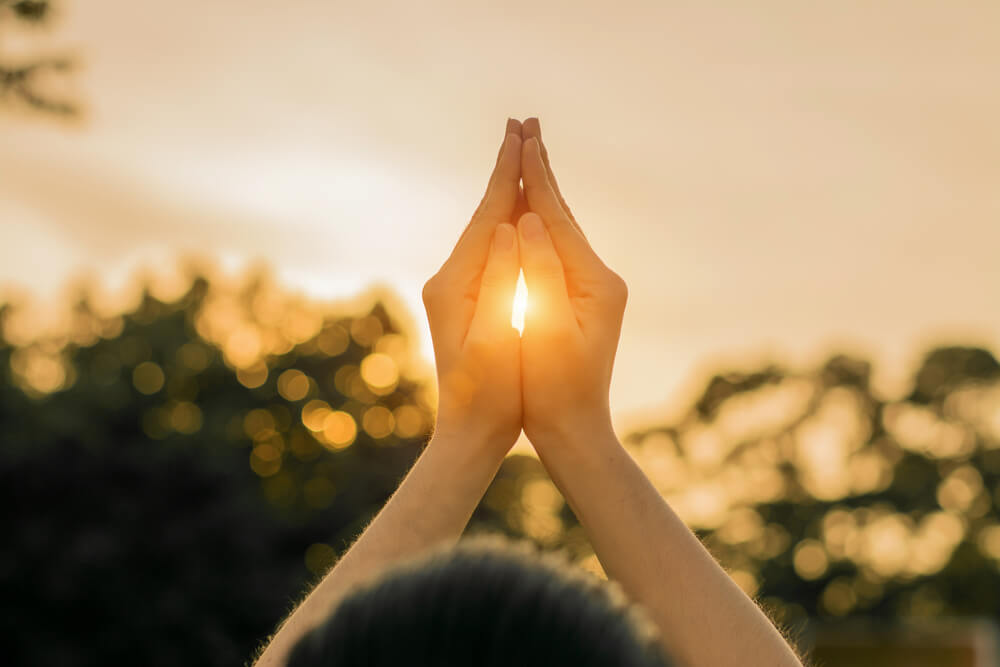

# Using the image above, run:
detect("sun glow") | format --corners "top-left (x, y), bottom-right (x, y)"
top-left (512, 270), bottom-right (528, 336)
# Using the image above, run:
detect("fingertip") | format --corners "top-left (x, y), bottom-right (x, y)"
top-left (494, 132), bottom-right (522, 181)
top-left (506, 117), bottom-right (522, 135)
top-left (518, 211), bottom-right (541, 224)
top-left (518, 212), bottom-right (546, 241)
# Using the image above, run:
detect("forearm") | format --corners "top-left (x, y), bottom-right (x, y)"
top-left (533, 426), bottom-right (803, 667)
top-left (255, 433), bottom-right (505, 666)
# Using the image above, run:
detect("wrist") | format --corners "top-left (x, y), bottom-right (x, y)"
top-left (419, 431), bottom-right (508, 488)
top-left (525, 411), bottom-right (618, 455)
top-left (428, 421), bottom-right (517, 463)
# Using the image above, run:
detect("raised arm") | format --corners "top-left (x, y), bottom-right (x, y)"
top-left (516, 118), bottom-right (804, 667)
top-left (254, 119), bottom-right (525, 666)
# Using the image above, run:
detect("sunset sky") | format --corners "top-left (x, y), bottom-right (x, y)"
top-left (1, 0), bottom-right (998, 428)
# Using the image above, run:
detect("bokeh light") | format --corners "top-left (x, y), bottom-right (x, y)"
top-left (321, 410), bottom-right (357, 449)
top-left (304, 543), bottom-right (336, 576)
top-left (132, 361), bottom-right (165, 395)
top-left (301, 399), bottom-right (332, 432)
top-left (170, 401), bottom-right (203, 434)
top-left (362, 405), bottom-right (394, 439)
top-left (360, 353), bottom-right (399, 395)
top-left (277, 369), bottom-right (311, 402)
top-left (393, 404), bottom-right (426, 439)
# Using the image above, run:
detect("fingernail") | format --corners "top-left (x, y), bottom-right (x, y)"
top-left (519, 213), bottom-right (545, 240)
top-left (494, 223), bottom-right (515, 250)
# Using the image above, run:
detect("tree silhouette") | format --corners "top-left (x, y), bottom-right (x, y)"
top-left (0, 271), bottom-right (433, 665)
top-left (3, 267), bottom-right (998, 665)
top-left (0, 0), bottom-right (78, 115)
top-left (621, 347), bottom-right (1000, 634)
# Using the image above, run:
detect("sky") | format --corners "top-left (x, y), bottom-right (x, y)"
top-left (1, 0), bottom-right (998, 429)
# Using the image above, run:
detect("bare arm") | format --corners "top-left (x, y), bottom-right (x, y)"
top-left (254, 434), bottom-right (506, 666)
top-left (254, 119), bottom-right (526, 666)
top-left (535, 426), bottom-right (803, 666)
top-left (516, 118), bottom-right (803, 666)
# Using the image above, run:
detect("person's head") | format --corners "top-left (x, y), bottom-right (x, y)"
top-left (286, 535), bottom-right (672, 666)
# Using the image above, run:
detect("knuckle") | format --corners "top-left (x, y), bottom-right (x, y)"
top-left (478, 272), bottom-right (504, 290)
top-left (605, 270), bottom-right (628, 303)
top-left (422, 275), bottom-right (443, 307)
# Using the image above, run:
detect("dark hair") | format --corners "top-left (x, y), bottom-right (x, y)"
top-left (286, 535), bottom-right (672, 666)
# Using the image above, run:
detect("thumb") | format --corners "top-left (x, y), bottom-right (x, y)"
top-left (517, 212), bottom-right (575, 332)
top-left (467, 223), bottom-right (520, 339)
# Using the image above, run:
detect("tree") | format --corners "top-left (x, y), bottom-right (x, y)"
top-left (622, 349), bottom-right (1000, 632)
top-left (0, 0), bottom-right (78, 115)
top-left (0, 270), bottom-right (434, 665)
top-left (4, 265), bottom-right (998, 664)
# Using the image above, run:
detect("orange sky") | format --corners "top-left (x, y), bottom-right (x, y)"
top-left (1, 0), bottom-right (998, 428)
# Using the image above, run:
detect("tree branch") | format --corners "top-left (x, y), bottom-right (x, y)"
top-left (0, 57), bottom-right (77, 115)
top-left (0, 1), bottom-right (80, 116)
top-left (2, 1), bottom-right (50, 22)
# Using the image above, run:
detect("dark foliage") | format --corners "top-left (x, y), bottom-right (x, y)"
top-left (2, 270), bottom-right (999, 665)
top-left (0, 275), bottom-right (432, 665)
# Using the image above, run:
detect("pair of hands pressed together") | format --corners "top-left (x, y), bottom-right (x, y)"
top-left (423, 117), bottom-right (628, 459)
top-left (258, 117), bottom-right (805, 667)
top-left (417, 124), bottom-right (804, 667)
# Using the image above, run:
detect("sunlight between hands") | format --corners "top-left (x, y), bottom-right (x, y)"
top-left (422, 117), bottom-right (628, 458)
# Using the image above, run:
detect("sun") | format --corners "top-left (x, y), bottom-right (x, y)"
top-left (511, 269), bottom-right (528, 336)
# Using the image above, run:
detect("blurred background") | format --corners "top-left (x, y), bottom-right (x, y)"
top-left (1, 1), bottom-right (998, 665)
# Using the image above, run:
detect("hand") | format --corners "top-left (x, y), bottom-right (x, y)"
top-left (517, 118), bottom-right (628, 448)
top-left (422, 119), bottom-right (525, 456)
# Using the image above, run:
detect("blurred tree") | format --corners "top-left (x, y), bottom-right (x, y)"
top-left (3, 267), bottom-right (999, 664)
top-left (0, 272), bottom-right (436, 666)
top-left (0, 0), bottom-right (78, 115)
top-left (623, 346), bottom-right (1000, 636)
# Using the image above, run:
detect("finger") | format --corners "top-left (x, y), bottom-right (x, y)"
top-left (476, 119), bottom-right (522, 224)
top-left (467, 223), bottom-right (520, 340)
top-left (521, 117), bottom-right (583, 236)
top-left (511, 184), bottom-right (530, 225)
top-left (471, 117), bottom-right (523, 221)
top-left (446, 122), bottom-right (522, 276)
top-left (500, 118), bottom-right (522, 167)
top-left (516, 212), bottom-right (576, 333)
top-left (521, 136), bottom-right (600, 275)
